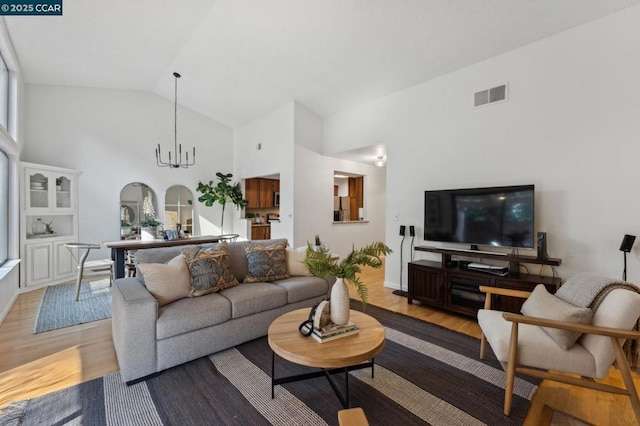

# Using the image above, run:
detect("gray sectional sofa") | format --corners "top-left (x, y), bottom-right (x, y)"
top-left (111, 239), bottom-right (332, 384)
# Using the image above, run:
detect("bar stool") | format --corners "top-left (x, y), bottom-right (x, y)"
top-left (64, 243), bottom-right (115, 301)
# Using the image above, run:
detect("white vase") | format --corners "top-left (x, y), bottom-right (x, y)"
top-left (141, 226), bottom-right (157, 241)
top-left (330, 278), bottom-right (350, 325)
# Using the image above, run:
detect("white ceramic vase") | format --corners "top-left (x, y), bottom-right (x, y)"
top-left (330, 278), bottom-right (350, 325)
top-left (141, 226), bottom-right (157, 241)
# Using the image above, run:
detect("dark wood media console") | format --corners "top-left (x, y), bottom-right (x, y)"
top-left (408, 246), bottom-right (562, 317)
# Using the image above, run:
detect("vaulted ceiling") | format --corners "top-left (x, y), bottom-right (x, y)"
top-left (5, 0), bottom-right (640, 129)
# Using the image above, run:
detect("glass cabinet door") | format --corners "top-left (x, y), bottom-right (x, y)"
top-left (27, 171), bottom-right (49, 210)
top-left (25, 169), bottom-right (76, 212)
top-left (55, 174), bottom-right (73, 209)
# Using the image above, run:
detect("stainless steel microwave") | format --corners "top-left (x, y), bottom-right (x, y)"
top-left (274, 192), bottom-right (280, 206)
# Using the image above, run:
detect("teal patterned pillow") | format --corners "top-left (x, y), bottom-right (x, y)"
top-left (244, 241), bottom-right (289, 283)
top-left (181, 245), bottom-right (239, 297)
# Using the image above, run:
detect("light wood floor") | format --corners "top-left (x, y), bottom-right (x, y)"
top-left (1, 267), bottom-right (639, 425)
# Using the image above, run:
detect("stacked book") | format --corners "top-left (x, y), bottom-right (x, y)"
top-left (302, 321), bottom-right (360, 343)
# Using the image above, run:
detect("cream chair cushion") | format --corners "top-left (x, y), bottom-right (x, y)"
top-left (479, 288), bottom-right (640, 380)
top-left (477, 309), bottom-right (596, 378)
top-left (579, 289), bottom-right (640, 378)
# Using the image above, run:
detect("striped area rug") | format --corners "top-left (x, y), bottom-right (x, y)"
top-left (2, 304), bottom-right (537, 425)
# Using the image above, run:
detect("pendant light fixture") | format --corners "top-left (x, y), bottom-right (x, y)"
top-left (155, 72), bottom-right (196, 169)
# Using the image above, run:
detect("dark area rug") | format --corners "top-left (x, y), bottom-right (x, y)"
top-left (5, 302), bottom-right (537, 425)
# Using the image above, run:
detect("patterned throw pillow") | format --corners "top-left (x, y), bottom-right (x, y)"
top-left (244, 241), bottom-right (289, 283)
top-left (181, 245), bottom-right (239, 297)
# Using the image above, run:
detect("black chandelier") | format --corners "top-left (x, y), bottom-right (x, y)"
top-left (155, 72), bottom-right (196, 169)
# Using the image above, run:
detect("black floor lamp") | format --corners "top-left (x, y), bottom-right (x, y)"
top-left (620, 234), bottom-right (636, 281)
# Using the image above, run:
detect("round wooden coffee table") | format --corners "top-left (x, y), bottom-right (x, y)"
top-left (268, 308), bottom-right (385, 407)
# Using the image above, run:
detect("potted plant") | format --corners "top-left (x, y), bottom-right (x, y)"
top-left (139, 216), bottom-right (161, 240)
top-left (304, 240), bottom-right (392, 325)
top-left (55, 178), bottom-right (62, 191)
top-left (197, 172), bottom-right (248, 234)
top-left (120, 220), bottom-right (132, 237)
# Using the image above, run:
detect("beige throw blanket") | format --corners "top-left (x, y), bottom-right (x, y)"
top-left (556, 272), bottom-right (640, 371)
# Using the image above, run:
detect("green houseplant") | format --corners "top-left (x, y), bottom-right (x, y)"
top-left (196, 172), bottom-right (248, 234)
top-left (139, 217), bottom-right (161, 227)
top-left (139, 216), bottom-right (161, 240)
top-left (304, 241), bottom-right (391, 324)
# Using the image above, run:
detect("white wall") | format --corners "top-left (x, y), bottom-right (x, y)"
top-left (234, 102), bottom-right (295, 241)
top-left (23, 85), bottom-right (234, 259)
top-left (293, 145), bottom-right (386, 256)
top-left (233, 101), bottom-right (386, 254)
top-left (325, 5), bottom-right (640, 288)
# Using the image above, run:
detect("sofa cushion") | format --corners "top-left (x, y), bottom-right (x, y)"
top-left (244, 240), bottom-right (289, 283)
top-left (273, 276), bottom-right (329, 303)
top-left (521, 284), bottom-right (593, 350)
top-left (181, 245), bottom-right (239, 297)
top-left (219, 282), bottom-right (287, 318)
top-left (157, 292), bottom-right (232, 340)
top-left (201, 241), bottom-right (251, 282)
top-left (135, 245), bottom-right (198, 284)
top-left (136, 255), bottom-right (191, 306)
top-left (286, 246), bottom-right (312, 276)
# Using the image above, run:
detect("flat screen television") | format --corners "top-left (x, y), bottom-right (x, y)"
top-left (424, 185), bottom-right (535, 249)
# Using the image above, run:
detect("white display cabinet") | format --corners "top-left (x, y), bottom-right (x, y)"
top-left (20, 162), bottom-right (80, 288)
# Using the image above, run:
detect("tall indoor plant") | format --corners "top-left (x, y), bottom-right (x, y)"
top-left (196, 172), bottom-right (248, 234)
top-left (304, 241), bottom-right (392, 325)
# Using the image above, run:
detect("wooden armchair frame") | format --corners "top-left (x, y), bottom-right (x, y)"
top-left (478, 285), bottom-right (640, 420)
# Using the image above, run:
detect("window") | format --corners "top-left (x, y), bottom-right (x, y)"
top-left (164, 185), bottom-right (193, 234)
top-left (0, 54), bottom-right (8, 131)
top-left (0, 149), bottom-right (8, 265)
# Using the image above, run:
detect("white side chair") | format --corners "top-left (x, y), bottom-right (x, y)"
top-left (64, 242), bottom-right (115, 301)
top-left (478, 283), bottom-right (640, 421)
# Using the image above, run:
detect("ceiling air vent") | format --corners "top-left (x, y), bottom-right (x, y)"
top-left (474, 83), bottom-right (508, 108)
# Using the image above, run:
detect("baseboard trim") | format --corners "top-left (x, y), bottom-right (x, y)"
top-left (0, 290), bottom-right (18, 325)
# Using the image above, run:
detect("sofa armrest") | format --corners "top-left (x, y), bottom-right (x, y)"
top-left (111, 277), bottom-right (158, 383)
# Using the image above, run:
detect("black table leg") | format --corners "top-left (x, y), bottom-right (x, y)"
top-left (112, 248), bottom-right (125, 279)
top-left (345, 367), bottom-right (349, 408)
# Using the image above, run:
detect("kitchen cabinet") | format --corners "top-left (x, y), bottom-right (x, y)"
top-left (245, 178), bottom-right (278, 208)
top-left (20, 162), bottom-right (80, 288)
top-left (251, 224), bottom-right (271, 240)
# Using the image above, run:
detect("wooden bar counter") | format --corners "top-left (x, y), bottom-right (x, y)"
top-left (104, 235), bottom-right (225, 278)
